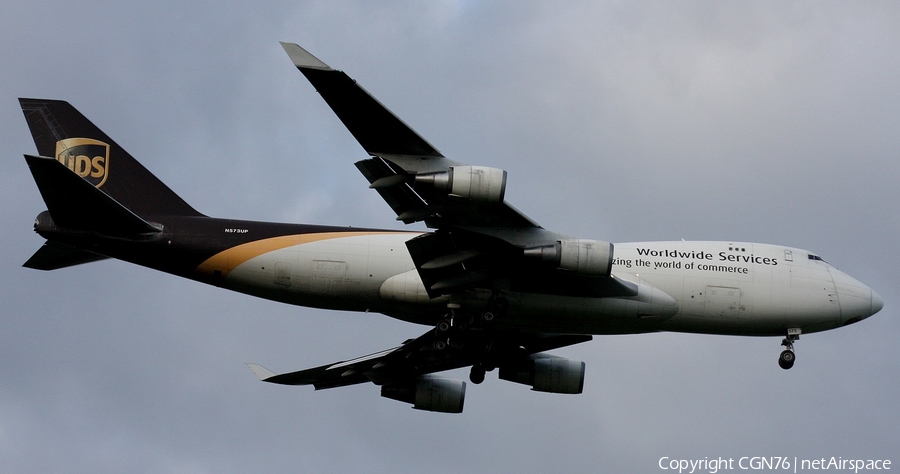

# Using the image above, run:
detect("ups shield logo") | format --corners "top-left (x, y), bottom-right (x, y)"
top-left (55, 138), bottom-right (110, 188)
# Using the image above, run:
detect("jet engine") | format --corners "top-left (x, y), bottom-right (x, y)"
top-left (381, 376), bottom-right (467, 413)
top-left (499, 354), bottom-right (586, 394)
top-left (523, 239), bottom-right (613, 277)
top-left (415, 166), bottom-right (507, 203)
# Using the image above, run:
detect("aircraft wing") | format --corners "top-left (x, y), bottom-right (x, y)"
top-left (248, 330), bottom-right (592, 390)
top-left (280, 42), bottom-right (445, 161)
top-left (282, 43), bottom-right (636, 299)
top-left (281, 42), bottom-right (538, 230)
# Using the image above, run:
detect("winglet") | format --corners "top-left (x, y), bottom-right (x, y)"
top-left (246, 362), bottom-right (276, 381)
top-left (280, 42), bottom-right (332, 70)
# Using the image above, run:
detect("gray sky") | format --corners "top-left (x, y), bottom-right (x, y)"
top-left (2, 1), bottom-right (898, 472)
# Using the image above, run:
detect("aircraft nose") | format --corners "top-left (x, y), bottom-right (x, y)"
top-left (830, 268), bottom-right (883, 325)
top-left (871, 290), bottom-right (884, 315)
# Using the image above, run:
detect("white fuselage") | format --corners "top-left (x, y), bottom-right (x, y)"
top-left (216, 233), bottom-right (879, 337)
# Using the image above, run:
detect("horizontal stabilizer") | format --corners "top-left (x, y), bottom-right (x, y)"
top-left (23, 241), bottom-right (109, 271)
top-left (24, 154), bottom-right (162, 237)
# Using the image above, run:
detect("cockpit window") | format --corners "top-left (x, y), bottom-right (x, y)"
top-left (808, 254), bottom-right (827, 263)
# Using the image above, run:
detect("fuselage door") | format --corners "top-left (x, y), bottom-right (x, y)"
top-left (704, 286), bottom-right (743, 320)
top-left (309, 260), bottom-right (349, 296)
top-left (274, 262), bottom-right (292, 287)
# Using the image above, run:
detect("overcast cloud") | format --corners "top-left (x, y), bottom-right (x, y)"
top-left (1, 1), bottom-right (898, 472)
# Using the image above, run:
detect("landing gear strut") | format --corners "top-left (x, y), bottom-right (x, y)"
top-left (778, 328), bottom-right (801, 370)
top-left (469, 364), bottom-right (486, 384)
top-left (432, 308), bottom-right (457, 351)
top-left (429, 294), bottom-right (504, 385)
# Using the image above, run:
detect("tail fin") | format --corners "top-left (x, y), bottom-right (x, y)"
top-left (22, 153), bottom-right (165, 270)
top-left (19, 98), bottom-right (203, 218)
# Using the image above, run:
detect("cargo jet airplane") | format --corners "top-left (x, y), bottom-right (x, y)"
top-left (19, 43), bottom-right (883, 413)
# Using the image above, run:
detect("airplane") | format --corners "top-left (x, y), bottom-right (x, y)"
top-left (19, 42), bottom-right (883, 413)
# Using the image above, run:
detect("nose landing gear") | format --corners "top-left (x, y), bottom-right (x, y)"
top-left (778, 328), bottom-right (801, 370)
top-left (778, 348), bottom-right (795, 370)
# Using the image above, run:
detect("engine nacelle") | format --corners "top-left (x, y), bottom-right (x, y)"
top-left (416, 166), bottom-right (507, 203)
top-left (498, 354), bottom-right (586, 394)
top-left (523, 239), bottom-right (613, 277)
top-left (381, 376), bottom-right (466, 413)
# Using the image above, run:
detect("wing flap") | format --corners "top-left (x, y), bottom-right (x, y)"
top-left (355, 157), bottom-right (431, 224)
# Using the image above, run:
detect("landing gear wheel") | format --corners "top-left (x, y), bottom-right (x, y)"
top-left (469, 364), bottom-right (486, 384)
top-left (476, 294), bottom-right (506, 326)
top-left (433, 340), bottom-right (447, 351)
top-left (437, 319), bottom-right (451, 333)
top-left (778, 350), bottom-right (795, 370)
top-left (777, 328), bottom-right (801, 370)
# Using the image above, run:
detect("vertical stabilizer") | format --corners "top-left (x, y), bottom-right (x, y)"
top-left (19, 98), bottom-right (203, 218)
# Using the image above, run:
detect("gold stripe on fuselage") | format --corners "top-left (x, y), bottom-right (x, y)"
top-left (195, 231), bottom-right (407, 278)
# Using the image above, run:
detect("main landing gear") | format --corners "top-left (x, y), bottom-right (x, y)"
top-left (778, 328), bottom-right (801, 370)
top-left (431, 294), bottom-right (508, 383)
top-left (432, 294), bottom-right (507, 350)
